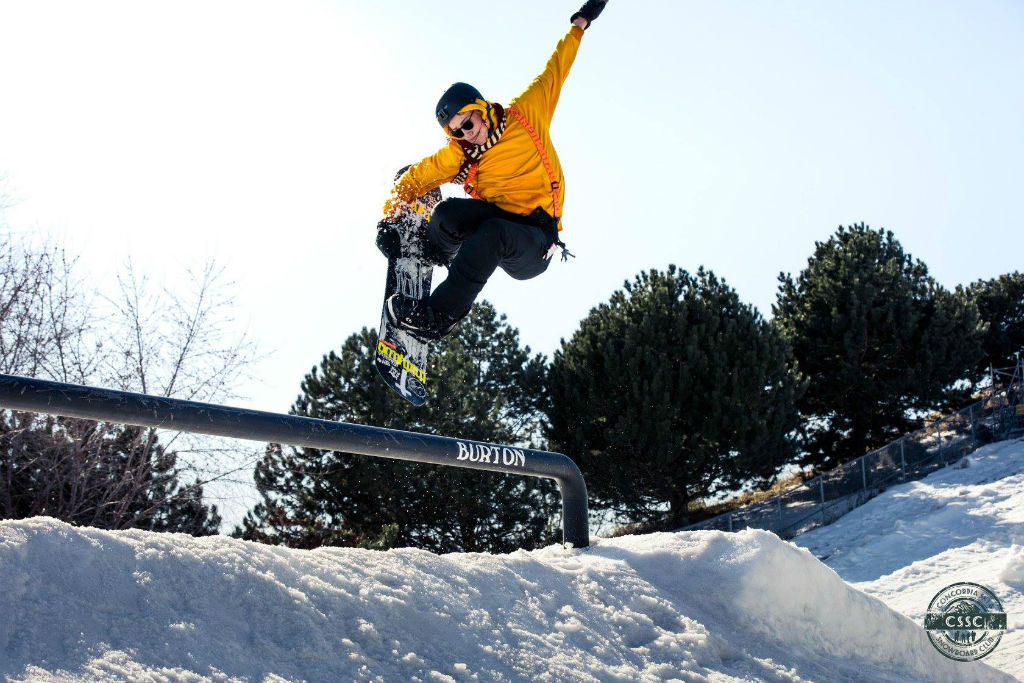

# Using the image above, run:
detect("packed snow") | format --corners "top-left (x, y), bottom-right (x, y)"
top-left (1, 441), bottom-right (1023, 682)
top-left (796, 437), bottom-right (1024, 680)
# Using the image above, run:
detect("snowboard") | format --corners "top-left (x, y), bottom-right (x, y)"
top-left (375, 178), bottom-right (443, 406)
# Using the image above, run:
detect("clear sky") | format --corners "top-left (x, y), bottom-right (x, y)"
top-left (1, 0), bottom-right (1022, 416)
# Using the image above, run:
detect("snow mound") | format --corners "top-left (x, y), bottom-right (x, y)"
top-left (0, 518), bottom-right (1012, 683)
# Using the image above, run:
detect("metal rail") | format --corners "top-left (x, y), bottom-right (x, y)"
top-left (0, 374), bottom-right (589, 548)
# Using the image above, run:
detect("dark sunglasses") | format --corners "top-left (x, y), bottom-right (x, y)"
top-left (449, 115), bottom-right (476, 138)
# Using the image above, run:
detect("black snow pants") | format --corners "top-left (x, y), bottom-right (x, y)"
top-left (426, 197), bottom-right (558, 321)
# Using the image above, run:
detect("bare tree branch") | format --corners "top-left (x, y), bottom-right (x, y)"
top-left (2, 227), bottom-right (259, 534)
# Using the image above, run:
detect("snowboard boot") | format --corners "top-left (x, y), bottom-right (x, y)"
top-left (385, 294), bottom-right (458, 341)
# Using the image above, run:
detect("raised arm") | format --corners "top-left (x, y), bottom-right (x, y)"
top-left (512, 1), bottom-right (609, 125)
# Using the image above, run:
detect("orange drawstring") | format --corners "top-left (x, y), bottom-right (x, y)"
top-left (506, 105), bottom-right (562, 226)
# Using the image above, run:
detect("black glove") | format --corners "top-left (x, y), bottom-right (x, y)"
top-left (376, 220), bottom-right (402, 259)
top-left (571, 0), bottom-right (607, 29)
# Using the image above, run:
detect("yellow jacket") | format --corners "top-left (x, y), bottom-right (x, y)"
top-left (383, 25), bottom-right (584, 225)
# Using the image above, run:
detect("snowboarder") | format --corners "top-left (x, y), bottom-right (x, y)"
top-left (376, 0), bottom-right (607, 340)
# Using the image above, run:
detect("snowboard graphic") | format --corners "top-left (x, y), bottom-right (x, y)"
top-left (375, 179), bottom-right (443, 406)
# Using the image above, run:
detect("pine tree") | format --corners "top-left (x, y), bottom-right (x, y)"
top-left (966, 272), bottom-right (1024, 379)
top-left (774, 224), bottom-right (983, 469)
top-left (546, 266), bottom-right (803, 529)
top-left (236, 302), bottom-right (558, 553)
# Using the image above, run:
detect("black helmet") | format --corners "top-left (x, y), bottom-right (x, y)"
top-left (435, 82), bottom-right (484, 128)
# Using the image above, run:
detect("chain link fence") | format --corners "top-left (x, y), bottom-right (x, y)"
top-left (684, 373), bottom-right (1024, 540)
